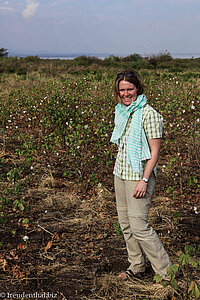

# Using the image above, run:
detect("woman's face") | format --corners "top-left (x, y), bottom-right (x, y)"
top-left (119, 80), bottom-right (138, 106)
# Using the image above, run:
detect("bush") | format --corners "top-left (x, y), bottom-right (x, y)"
top-left (73, 55), bottom-right (102, 66)
top-left (121, 53), bottom-right (143, 62)
top-left (23, 55), bottom-right (40, 62)
top-left (148, 50), bottom-right (173, 70)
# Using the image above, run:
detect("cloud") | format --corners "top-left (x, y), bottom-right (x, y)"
top-left (22, 0), bottom-right (39, 20)
top-left (0, 6), bottom-right (14, 10)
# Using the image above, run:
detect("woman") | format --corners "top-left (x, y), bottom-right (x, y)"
top-left (110, 70), bottom-right (171, 280)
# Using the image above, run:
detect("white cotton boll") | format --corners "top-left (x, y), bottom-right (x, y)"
top-left (23, 236), bottom-right (29, 242)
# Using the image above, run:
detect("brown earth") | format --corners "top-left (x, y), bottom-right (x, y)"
top-left (0, 160), bottom-right (200, 300)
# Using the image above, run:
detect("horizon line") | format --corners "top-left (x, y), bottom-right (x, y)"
top-left (8, 50), bottom-right (200, 58)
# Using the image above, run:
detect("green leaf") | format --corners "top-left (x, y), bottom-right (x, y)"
top-left (22, 218), bottom-right (29, 224)
top-left (187, 176), bottom-right (198, 186)
top-left (193, 282), bottom-right (200, 299)
top-left (13, 199), bottom-right (19, 208)
top-left (191, 261), bottom-right (198, 268)
top-left (18, 203), bottom-right (24, 211)
top-left (153, 274), bottom-right (163, 283)
top-left (166, 186), bottom-right (174, 193)
top-left (167, 264), bottom-right (179, 276)
top-left (171, 278), bottom-right (178, 289)
top-left (188, 281), bottom-right (195, 294)
top-left (178, 253), bottom-right (190, 266)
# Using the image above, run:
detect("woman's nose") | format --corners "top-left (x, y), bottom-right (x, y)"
top-left (124, 90), bottom-right (129, 96)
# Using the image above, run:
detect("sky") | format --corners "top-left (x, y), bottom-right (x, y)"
top-left (0, 0), bottom-right (200, 56)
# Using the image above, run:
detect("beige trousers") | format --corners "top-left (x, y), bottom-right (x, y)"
top-left (114, 174), bottom-right (172, 276)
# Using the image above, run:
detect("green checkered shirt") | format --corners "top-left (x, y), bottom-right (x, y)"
top-left (113, 104), bottom-right (163, 180)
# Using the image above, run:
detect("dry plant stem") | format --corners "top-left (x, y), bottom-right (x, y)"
top-left (177, 143), bottom-right (183, 194)
top-left (3, 134), bottom-right (6, 154)
top-left (41, 254), bottom-right (55, 261)
top-left (37, 223), bottom-right (53, 236)
top-left (8, 277), bottom-right (49, 283)
top-left (193, 135), bottom-right (200, 168)
top-left (58, 292), bottom-right (67, 300)
top-left (185, 267), bottom-right (189, 300)
top-left (0, 132), bottom-right (7, 154)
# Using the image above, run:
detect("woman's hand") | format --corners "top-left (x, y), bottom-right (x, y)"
top-left (133, 180), bottom-right (147, 198)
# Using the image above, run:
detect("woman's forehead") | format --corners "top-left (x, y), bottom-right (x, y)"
top-left (119, 80), bottom-right (136, 89)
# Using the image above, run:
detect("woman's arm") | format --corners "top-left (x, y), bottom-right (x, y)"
top-left (133, 138), bottom-right (161, 199)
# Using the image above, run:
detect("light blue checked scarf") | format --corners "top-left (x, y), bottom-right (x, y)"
top-left (110, 94), bottom-right (151, 174)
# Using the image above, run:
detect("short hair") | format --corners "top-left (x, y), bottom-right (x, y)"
top-left (114, 70), bottom-right (144, 103)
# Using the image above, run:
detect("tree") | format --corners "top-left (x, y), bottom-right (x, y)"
top-left (122, 53), bottom-right (143, 62)
top-left (0, 48), bottom-right (9, 57)
top-left (148, 50), bottom-right (173, 70)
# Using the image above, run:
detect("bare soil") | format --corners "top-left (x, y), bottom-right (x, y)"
top-left (0, 155), bottom-right (199, 300)
top-left (0, 67), bottom-right (200, 299)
